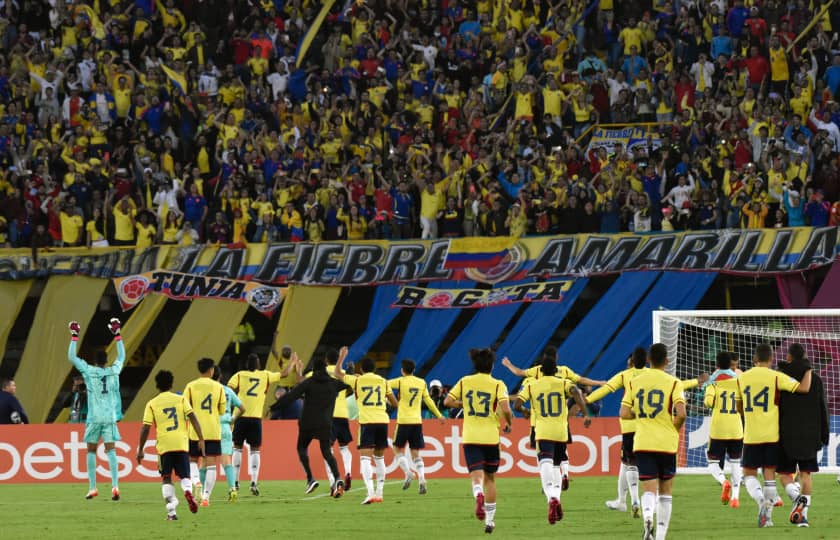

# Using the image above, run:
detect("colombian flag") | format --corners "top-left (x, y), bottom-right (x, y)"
top-left (75, 5), bottom-right (106, 40)
top-left (444, 237), bottom-right (516, 269)
top-left (160, 63), bottom-right (188, 96)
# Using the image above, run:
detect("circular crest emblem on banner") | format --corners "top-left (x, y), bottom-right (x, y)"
top-left (119, 275), bottom-right (150, 307)
top-left (464, 243), bottom-right (527, 284)
top-left (248, 286), bottom-right (283, 314)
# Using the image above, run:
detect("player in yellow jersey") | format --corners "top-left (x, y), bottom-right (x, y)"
top-left (184, 358), bottom-right (227, 506)
top-left (444, 348), bottom-right (513, 534)
top-left (735, 344), bottom-right (810, 528)
top-left (620, 344), bottom-right (686, 540)
top-left (227, 353), bottom-right (285, 496)
top-left (586, 347), bottom-right (648, 516)
top-left (516, 358), bottom-right (591, 525)
top-left (702, 352), bottom-right (743, 508)
top-left (389, 359), bottom-right (445, 494)
top-left (334, 348), bottom-right (397, 504)
top-left (137, 370), bottom-right (205, 520)
top-left (502, 346), bottom-right (606, 488)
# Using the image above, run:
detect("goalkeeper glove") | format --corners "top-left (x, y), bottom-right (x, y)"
top-left (108, 318), bottom-right (122, 336)
top-left (69, 321), bottom-right (80, 339)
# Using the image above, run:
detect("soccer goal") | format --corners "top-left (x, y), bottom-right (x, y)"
top-left (652, 309), bottom-right (840, 474)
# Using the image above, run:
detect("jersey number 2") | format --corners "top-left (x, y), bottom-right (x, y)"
top-left (246, 378), bottom-right (261, 397)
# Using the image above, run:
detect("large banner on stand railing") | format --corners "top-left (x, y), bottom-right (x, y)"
top-left (0, 227), bottom-right (837, 285)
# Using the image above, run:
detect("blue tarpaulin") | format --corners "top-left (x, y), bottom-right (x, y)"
top-left (389, 281), bottom-right (473, 378)
top-left (344, 285), bottom-right (402, 364)
top-left (496, 279), bottom-right (589, 390)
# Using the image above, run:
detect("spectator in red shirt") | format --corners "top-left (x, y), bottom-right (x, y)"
top-left (744, 45), bottom-right (769, 91)
top-left (744, 7), bottom-right (768, 46)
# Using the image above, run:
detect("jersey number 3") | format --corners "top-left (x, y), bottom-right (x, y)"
top-left (162, 407), bottom-right (179, 431)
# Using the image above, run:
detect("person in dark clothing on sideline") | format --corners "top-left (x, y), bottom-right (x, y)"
top-left (272, 357), bottom-right (351, 498)
top-left (0, 378), bottom-right (28, 424)
top-left (777, 343), bottom-right (829, 529)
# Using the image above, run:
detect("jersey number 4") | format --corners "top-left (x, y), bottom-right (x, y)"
top-left (201, 394), bottom-right (213, 413)
top-left (635, 388), bottom-right (665, 418)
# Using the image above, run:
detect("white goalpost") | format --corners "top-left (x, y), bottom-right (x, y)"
top-left (652, 309), bottom-right (840, 474)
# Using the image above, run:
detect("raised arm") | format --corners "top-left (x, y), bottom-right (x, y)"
top-left (501, 356), bottom-right (527, 377)
top-left (333, 346), bottom-right (348, 379)
top-left (107, 318), bottom-right (126, 373)
top-left (67, 321), bottom-right (88, 374)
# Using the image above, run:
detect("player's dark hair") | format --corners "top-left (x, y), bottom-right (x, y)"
top-left (360, 357), bottom-right (375, 374)
top-left (246, 353), bottom-right (261, 370)
top-left (648, 343), bottom-right (668, 367)
top-left (197, 357), bottom-right (215, 374)
top-left (1, 378), bottom-right (13, 390)
top-left (401, 359), bottom-right (416, 375)
top-left (94, 350), bottom-right (108, 366)
top-left (543, 346), bottom-right (557, 362)
top-left (155, 370), bottom-right (174, 392)
top-left (470, 348), bottom-right (495, 374)
top-left (325, 349), bottom-right (339, 366)
top-left (788, 343), bottom-right (806, 361)
top-left (715, 351), bottom-right (732, 370)
top-left (312, 357), bottom-right (327, 373)
top-left (631, 347), bottom-right (647, 369)
top-left (754, 344), bottom-right (773, 363)
top-left (540, 357), bottom-right (558, 376)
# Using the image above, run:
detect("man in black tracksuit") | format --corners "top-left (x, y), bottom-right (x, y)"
top-left (777, 343), bottom-right (829, 528)
top-left (272, 357), bottom-right (351, 498)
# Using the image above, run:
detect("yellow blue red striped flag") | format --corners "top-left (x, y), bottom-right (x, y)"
top-left (160, 63), bottom-right (188, 96)
top-left (444, 237), bottom-right (516, 269)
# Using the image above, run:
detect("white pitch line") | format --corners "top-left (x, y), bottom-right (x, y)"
top-left (301, 480), bottom-right (403, 501)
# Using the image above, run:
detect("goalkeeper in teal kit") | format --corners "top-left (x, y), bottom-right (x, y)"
top-left (68, 318), bottom-right (125, 501)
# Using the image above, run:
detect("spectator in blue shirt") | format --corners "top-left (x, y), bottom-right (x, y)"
top-left (0, 378), bottom-right (28, 424)
top-left (710, 27), bottom-right (733, 61)
top-left (621, 46), bottom-right (649, 84)
top-left (824, 56), bottom-right (840, 98)
top-left (725, 0), bottom-right (750, 38)
top-left (805, 190), bottom-right (831, 226)
top-left (183, 183), bottom-right (208, 233)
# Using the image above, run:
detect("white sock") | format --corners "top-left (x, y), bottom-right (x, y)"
top-left (539, 459), bottom-right (555, 502)
top-left (360, 456), bottom-right (375, 497)
top-left (655, 495), bottom-right (672, 540)
top-left (729, 459), bottom-right (742, 499)
top-left (414, 457), bottom-right (426, 483)
top-left (339, 446), bottom-right (352, 475)
top-left (249, 451), bottom-right (260, 484)
top-left (233, 449), bottom-right (242, 482)
top-left (374, 456), bottom-right (386, 497)
top-left (802, 494), bottom-right (811, 518)
top-left (641, 491), bottom-right (656, 523)
top-left (472, 483), bottom-right (484, 499)
top-left (552, 463), bottom-right (563, 499)
top-left (190, 462), bottom-right (200, 485)
top-left (203, 467), bottom-right (217, 501)
top-left (560, 461), bottom-right (569, 478)
top-left (485, 502), bottom-right (496, 525)
top-left (180, 477), bottom-right (192, 494)
top-left (785, 481), bottom-right (801, 502)
top-left (397, 453), bottom-right (412, 479)
top-left (325, 459), bottom-right (336, 485)
top-left (627, 466), bottom-right (640, 507)
top-left (709, 462), bottom-right (725, 485)
top-left (763, 480), bottom-right (778, 516)
top-left (616, 463), bottom-right (628, 503)
top-left (744, 475), bottom-right (764, 507)
top-left (162, 484), bottom-right (177, 514)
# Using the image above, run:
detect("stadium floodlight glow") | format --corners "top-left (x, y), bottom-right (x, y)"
top-left (653, 309), bottom-right (840, 474)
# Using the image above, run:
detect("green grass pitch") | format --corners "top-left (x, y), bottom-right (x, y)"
top-left (3, 475), bottom-right (839, 539)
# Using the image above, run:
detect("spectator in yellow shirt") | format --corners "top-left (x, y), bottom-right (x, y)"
top-left (108, 195), bottom-right (137, 246)
top-left (135, 213), bottom-right (157, 248)
top-left (339, 204), bottom-right (368, 240)
top-left (59, 206), bottom-right (84, 246)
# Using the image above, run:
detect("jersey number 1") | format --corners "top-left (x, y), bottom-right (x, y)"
top-left (100, 376), bottom-right (108, 394)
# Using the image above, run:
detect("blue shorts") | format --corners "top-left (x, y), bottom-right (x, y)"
top-left (463, 444), bottom-right (500, 474)
top-left (537, 440), bottom-right (568, 465)
top-left (742, 443), bottom-right (779, 470)
top-left (84, 422), bottom-right (120, 444)
top-left (636, 452), bottom-right (676, 481)
top-left (159, 451), bottom-right (190, 480)
top-left (358, 424), bottom-right (388, 450)
top-left (221, 423), bottom-right (233, 455)
top-left (331, 418), bottom-right (353, 445)
top-left (393, 424), bottom-right (425, 449)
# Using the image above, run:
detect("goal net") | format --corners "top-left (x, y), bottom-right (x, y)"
top-left (652, 309), bottom-right (840, 474)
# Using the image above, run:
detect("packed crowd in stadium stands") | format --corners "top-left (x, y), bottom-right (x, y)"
top-left (0, 0), bottom-right (839, 249)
